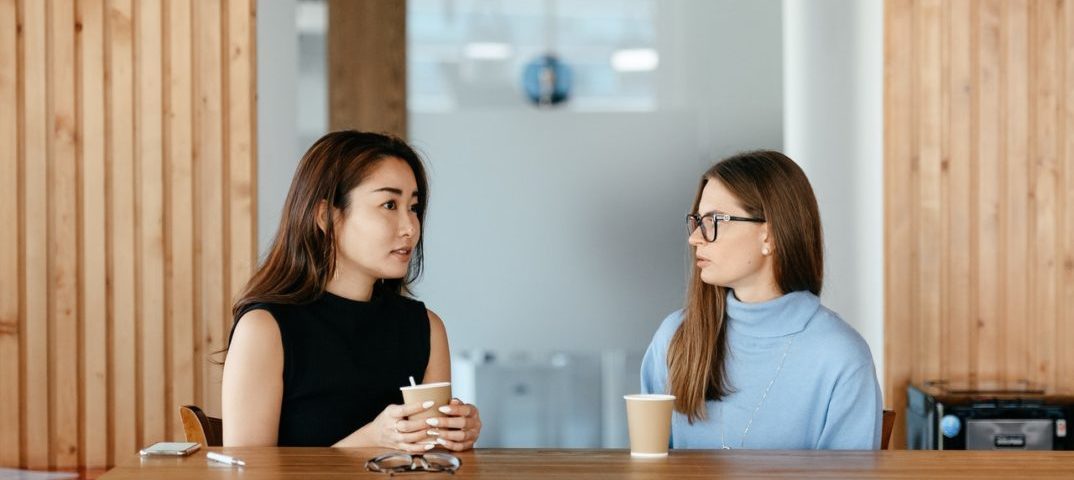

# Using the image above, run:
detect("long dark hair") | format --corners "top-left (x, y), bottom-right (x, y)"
top-left (667, 150), bottom-right (823, 422)
top-left (231, 130), bottom-right (429, 328)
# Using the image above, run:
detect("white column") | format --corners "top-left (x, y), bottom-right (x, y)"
top-left (783, 0), bottom-right (884, 388)
top-left (257, 0), bottom-right (300, 255)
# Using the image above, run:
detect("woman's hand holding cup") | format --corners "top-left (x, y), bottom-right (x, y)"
top-left (368, 401), bottom-right (436, 452)
top-left (423, 398), bottom-right (482, 451)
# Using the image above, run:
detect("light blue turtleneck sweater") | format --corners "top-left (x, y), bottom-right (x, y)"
top-left (641, 290), bottom-right (881, 450)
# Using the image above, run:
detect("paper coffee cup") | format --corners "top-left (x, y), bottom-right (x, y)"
top-left (400, 382), bottom-right (452, 421)
top-left (624, 394), bottom-right (675, 457)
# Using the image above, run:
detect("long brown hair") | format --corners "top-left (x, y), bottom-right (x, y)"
top-left (231, 130), bottom-right (429, 330)
top-left (667, 150), bottom-right (823, 422)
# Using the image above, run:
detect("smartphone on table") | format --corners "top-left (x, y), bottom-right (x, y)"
top-left (139, 442), bottom-right (201, 456)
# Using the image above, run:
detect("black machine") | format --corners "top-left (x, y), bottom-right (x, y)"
top-left (906, 380), bottom-right (1074, 450)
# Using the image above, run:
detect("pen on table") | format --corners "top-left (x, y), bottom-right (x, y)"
top-left (206, 452), bottom-right (246, 466)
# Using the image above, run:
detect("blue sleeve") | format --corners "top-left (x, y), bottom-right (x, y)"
top-left (640, 310), bottom-right (680, 395)
top-left (640, 336), bottom-right (663, 395)
top-left (816, 363), bottom-right (883, 450)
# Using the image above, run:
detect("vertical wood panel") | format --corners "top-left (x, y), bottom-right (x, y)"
top-left (937, 0), bottom-right (951, 383)
top-left (134, 0), bottom-right (166, 447)
top-left (1004, 0), bottom-right (1031, 387)
top-left (886, 0), bottom-right (1074, 445)
top-left (327, 0), bottom-right (407, 137)
top-left (47, 0), bottom-right (81, 468)
top-left (106, 0), bottom-right (138, 462)
top-left (976, 0), bottom-right (1003, 380)
top-left (193, 0), bottom-right (225, 419)
top-left (883, 0), bottom-right (915, 451)
top-left (1031, 0), bottom-right (1058, 389)
top-left (165, 0), bottom-right (195, 440)
top-left (227, 0), bottom-right (255, 334)
top-left (77, 0), bottom-right (108, 467)
top-left (945, 0), bottom-right (973, 381)
top-left (1051, 0), bottom-right (1066, 395)
top-left (0, 0), bottom-right (21, 467)
top-left (22, 0), bottom-right (52, 468)
top-left (917, 0), bottom-right (944, 382)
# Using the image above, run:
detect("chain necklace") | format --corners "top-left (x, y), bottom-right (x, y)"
top-left (720, 334), bottom-right (796, 449)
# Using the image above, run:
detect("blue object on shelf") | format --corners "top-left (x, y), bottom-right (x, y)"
top-left (522, 54), bottom-right (572, 106)
top-left (941, 414), bottom-right (961, 438)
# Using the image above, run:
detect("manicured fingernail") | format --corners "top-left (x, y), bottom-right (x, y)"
top-left (422, 400), bottom-right (435, 409)
top-left (424, 443), bottom-right (435, 450)
top-left (438, 406), bottom-right (452, 414)
top-left (436, 438), bottom-right (448, 446)
top-left (427, 430), bottom-right (439, 436)
top-left (426, 418), bottom-right (439, 426)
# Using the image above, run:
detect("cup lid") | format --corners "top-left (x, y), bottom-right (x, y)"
top-left (623, 394), bottom-right (676, 401)
top-left (400, 381), bottom-right (452, 391)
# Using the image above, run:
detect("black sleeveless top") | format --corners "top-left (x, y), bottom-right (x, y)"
top-left (230, 291), bottom-right (430, 446)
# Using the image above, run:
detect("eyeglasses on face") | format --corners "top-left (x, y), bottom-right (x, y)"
top-left (685, 211), bottom-right (766, 242)
top-left (366, 452), bottom-right (462, 476)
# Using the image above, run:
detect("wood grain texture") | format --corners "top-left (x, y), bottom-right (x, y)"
top-left (226, 0), bottom-right (256, 333)
top-left (98, 448), bottom-right (1074, 480)
top-left (883, 0), bottom-right (915, 451)
top-left (1030, 0), bottom-right (1058, 392)
top-left (0, 0), bottom-right (21, 467)
top-left (327, 0), bottom-right (407, 137)
top-left (1004, 0), bottom-right (1031, 389)
top-left (107, 0), bottom-right (139, 463)
top-left (135, 0), bottom-right (167, 448)
top-left (976, 0), bottom-right (1003, 386)
top-left (1063, 0), bottom-right (1074, 396)
top-left (192, 0), bottom-right (225, 421)
top-left (47, 0), bottom-right (81, 468)
top-left (77, 0), bottom-right (109, 468)
top-left (885, 0), bottom-right (1074, 446)
top-left (1, 0), bottom-right (257, 469)
top-left (165, 0), bottom-right (196, 442)
top-left (22, 0), bottom-right (52, 468)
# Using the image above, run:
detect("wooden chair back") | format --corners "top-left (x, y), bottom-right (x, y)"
top-left (179, 405), bottom-right (223, 447)
top-left (881, 409), bottom-right (896, 450)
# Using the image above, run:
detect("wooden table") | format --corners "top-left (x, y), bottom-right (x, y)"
top-left (98, 447), bottom-right (1074, 479)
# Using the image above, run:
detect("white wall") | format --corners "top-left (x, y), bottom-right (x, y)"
top-left (783, 0), bottom-right (885, 386)
top-left (410, 0), bottom-right (784, 355)
top-left (257, 0), bottom-right (300, 254)
top-left (412, 111), bottom-right (702, 354)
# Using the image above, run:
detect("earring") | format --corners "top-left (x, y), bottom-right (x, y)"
top-left (761, 246), bottom-right (770, 256)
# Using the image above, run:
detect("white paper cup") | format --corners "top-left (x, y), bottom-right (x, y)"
top-left (624, 394), bottom-right (675, 457)
top-left (400, 382), bottom-right (452, 421)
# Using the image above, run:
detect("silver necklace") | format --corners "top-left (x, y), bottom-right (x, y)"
top-left (720, 334), bottom-right (796, 449)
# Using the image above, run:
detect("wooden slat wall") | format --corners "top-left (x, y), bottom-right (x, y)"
top-left (0, 0), bottom-right (20, 468)
top-left (885, 0), bottom-right (1074, 448)
top-left (0, 0), bottom-right (257, 469)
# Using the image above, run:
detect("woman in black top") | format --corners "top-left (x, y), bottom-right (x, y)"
top-left (222, 131), bottom-right (482, 451)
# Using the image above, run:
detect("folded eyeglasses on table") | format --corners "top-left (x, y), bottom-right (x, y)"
top-left (366, 451), bottom-right (462, 475)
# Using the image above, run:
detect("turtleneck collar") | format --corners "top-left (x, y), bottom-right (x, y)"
top-left (725, 289), bottom-right (820, 338)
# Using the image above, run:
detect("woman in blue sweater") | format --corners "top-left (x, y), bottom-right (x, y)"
top-left (641, 150), bottom-right (881, 450)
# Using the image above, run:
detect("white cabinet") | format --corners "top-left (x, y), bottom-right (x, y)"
top-left (451, 350), bottom-right (642, 448)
